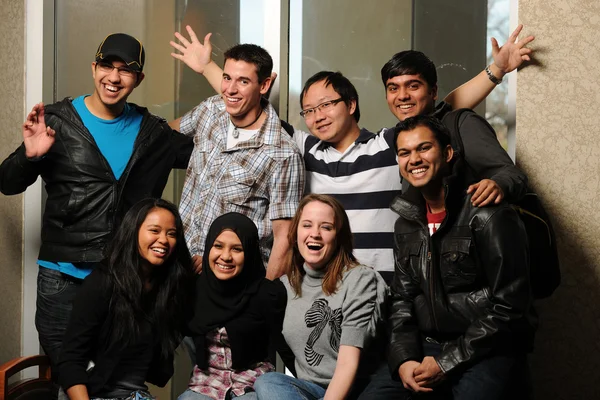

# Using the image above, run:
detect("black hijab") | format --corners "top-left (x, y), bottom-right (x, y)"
top-left (188, 212), bottom-right (265, 335)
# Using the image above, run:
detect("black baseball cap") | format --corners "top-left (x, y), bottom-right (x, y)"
top-left (95, 33), bottom-right (145, 72)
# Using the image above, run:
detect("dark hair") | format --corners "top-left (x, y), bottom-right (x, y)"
top-left (393, 115), bottom-right (452, 152)
top-left (300, 71), bottom-right (361, 122)
top-left (286, 194), bottom-right (358, 297)
top-left (224, 44), bottom-right (273, 83)
top-left (105, 198), bottom-right (194, 359)
top-left (381, 50), bottom-right (437, 89)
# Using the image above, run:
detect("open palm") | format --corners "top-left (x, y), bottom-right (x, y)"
top-left (492, 24), bottom-right (535, 74)
top-left (170, 25), bottom-right (213, 74)
top-left (23, 103), bottom-right (55, 158)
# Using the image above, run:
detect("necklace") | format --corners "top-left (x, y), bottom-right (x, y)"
top-left (231, 108), bottom-right (263, 139)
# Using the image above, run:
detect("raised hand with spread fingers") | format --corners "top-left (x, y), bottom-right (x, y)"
top-left (23, 102), bottom-right (56, 159)
top-left (170, 25), bottom-right (213, 74)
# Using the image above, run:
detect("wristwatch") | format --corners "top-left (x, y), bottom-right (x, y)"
top-left (485, 65), bottom-right (502, 85)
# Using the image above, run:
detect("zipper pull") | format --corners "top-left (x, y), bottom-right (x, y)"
top-left (427, 251), bottom-right (431, 261)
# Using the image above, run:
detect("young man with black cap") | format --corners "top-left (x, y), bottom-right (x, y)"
top-left (0, 33), bottom-right (192, 394)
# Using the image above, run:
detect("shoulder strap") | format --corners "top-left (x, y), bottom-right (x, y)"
top-left (440, 108), bottom-right (479, 179)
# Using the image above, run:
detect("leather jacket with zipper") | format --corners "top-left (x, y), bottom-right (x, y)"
top-left (0, 97), bottom-right (193, 263)
top-left (387, 174), bottom-right (537, 377)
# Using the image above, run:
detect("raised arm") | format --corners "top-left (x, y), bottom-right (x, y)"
top-left (443, 24), bottom-right (535, 110)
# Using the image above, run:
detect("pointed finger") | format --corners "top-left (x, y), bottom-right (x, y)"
top-left (203, 32), bottom-right (212, 46)
top-left (169, 40), bottom-right (186, 53)
top-left (508, 24), bottom-right (523, 42)
top-left (520, 48), bottom-right (533, 55)
top-left (186, 25), bottom-right (199, 42)
top-left (516, 35), bottom-right (535, 48)
top-left (174, 31), bottom-right (191, 47)
top-left (26, 110), bottom-right (37, 123)
top-left (522, 55), bottom-right (531, 61)
top-left (490, 37), bottom-right (500, 52)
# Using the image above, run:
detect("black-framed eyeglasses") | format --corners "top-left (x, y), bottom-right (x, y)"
top-left (96, 61), bottom-right (137, 78)
top-left (300, 98), bottom-right (344, 118)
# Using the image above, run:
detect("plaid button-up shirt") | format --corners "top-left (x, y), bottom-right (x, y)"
top-left (179, 95), bottom-right (304, 264)
top-left (188, 327), bottom-right (274, 400)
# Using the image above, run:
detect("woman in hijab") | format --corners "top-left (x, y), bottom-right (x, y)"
top-left (178, 212), bottom-right (287, 400)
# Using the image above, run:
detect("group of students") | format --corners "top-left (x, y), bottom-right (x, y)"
top-left (58, 193), bottom-right (388, 400)
top-left (0, 19), bottom-right (538, 400)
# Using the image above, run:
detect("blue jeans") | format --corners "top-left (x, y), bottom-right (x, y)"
top-left (35, 267), bottom-right (83, 398)
top-left (253, 372), bottom-right (326, 400)
top-left (359, 340), bottom-right (530, 400)
top-left (178, 388), bottom-right (257, 400)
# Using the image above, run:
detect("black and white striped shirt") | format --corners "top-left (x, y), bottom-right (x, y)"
top-left (294, 128), bottom-right (400, 279)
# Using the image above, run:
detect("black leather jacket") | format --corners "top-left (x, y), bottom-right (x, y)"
top-left (387, 177), bottom-right (537, 377)
top-left (0, 98), bottom-right (193, 262)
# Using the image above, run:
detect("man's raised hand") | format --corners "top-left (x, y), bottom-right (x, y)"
top-left (491, 24), bottom-right (535, 74)
top-left (170, 25), bottom-right (213, 74)
top-left (23, 102), bottom-right (55, 159)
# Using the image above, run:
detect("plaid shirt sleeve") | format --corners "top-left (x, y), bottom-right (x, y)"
top-left (180, 101), bottom-right (211, 137)
top-left (269, 151), bottom-right (305, 220)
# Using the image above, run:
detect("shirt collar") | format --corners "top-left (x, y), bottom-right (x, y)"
top-left (316, 127), bottom-right (375, 151)
top-left (217, 97), bottom-right (282, 151)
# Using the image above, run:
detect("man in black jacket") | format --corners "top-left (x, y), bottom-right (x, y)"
top-left (386, 115), bottom-right (536, 398)
top-left (0, 33), bottom-right (192, 396)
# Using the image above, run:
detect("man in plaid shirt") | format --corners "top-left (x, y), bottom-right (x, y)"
top-left (170, 28), bottom-right (304, 280)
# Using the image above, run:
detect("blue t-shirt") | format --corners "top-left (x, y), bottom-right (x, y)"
top-left (38, 96), bottom-right (143, 279)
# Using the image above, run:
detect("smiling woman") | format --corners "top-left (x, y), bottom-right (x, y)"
top-left (253, 194), bottom-right (388, 400)
top-left (57, 198), bottom-right (194, 400)
top-left (179, 212), bottom-right (287, 400)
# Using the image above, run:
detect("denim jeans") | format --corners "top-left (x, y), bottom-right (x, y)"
top-left (359, 340), bottom-right (531, 400)
top-left (253, 372), bottom-right (326, 400)
top-left (178, 388), bottom-right (257, 400)
top-left (35, 267), bottom-right (83, 399)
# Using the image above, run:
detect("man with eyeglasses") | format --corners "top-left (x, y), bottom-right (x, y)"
top-left (0, 33), bottom-right (192, 397)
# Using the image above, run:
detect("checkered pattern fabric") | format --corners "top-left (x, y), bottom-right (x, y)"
top-left (187, 327), bottom-right (274, 400)
top-left (179, 95), bottom-right (304, 265)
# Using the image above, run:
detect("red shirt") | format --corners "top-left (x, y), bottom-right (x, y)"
top-left (426, 205), bottom-right (446, 236)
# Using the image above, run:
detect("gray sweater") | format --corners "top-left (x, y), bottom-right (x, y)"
top-left (281, 264), bottom-right (387, 388)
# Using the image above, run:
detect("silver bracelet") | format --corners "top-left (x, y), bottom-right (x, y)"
top-left (485, 65), bottom-right (502, 85)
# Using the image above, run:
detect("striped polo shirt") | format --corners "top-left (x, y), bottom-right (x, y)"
top-left (294, 128), bottom-right (401, 280)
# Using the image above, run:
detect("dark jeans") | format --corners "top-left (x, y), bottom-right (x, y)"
top-left (35, 267), bottom-right (83, 399)
top-left (359, 340), bottom-right (531, 400)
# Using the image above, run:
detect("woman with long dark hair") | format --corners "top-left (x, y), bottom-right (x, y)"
top-left (178, 212), bottom-right (286, 400)
top-left (254, 194), bottom-right (387, 400)
top-left (58, 198), bottom-right (194, 400)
